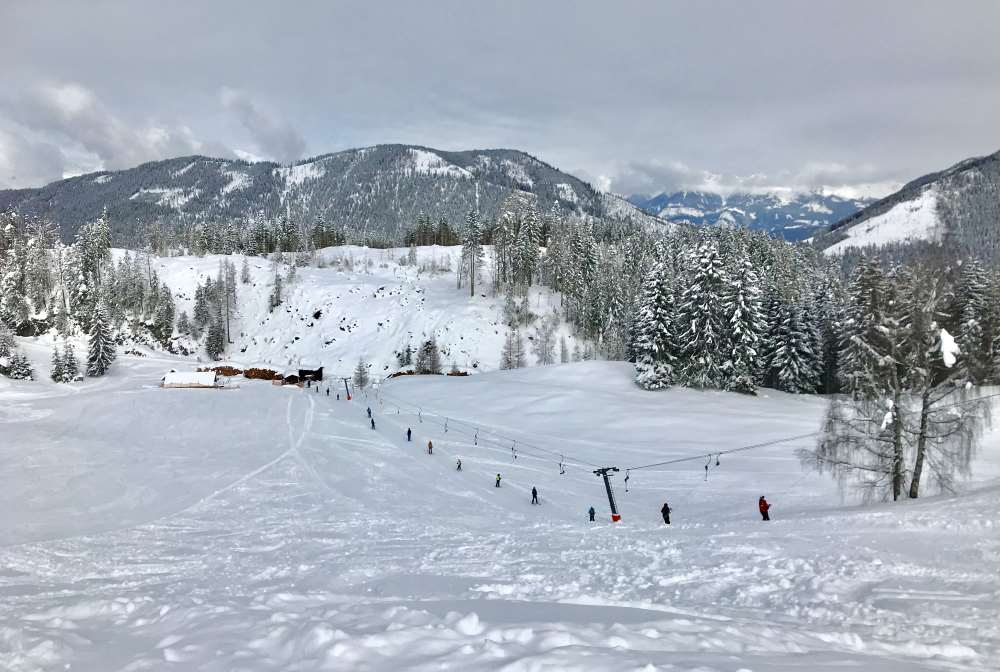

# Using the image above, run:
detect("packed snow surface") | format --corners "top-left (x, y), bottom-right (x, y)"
top-left (1, 351), bottom-right (998, 670)
top-left (826, 188), bottom-right (940, 254)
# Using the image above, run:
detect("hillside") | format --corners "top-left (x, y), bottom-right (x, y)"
top-left (2, 355), bottom-right (998, 670)
top-left (153, 245), bottom-right (580, 375)
top-left (629, 190), bottom-right (871, 241)
top-left (821, 149), bottom-right (1000, 256)
top-left (0, 145), bottom-right (663, 241)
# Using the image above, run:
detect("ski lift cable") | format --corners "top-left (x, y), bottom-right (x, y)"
top-left (377, 388), bottom-right (603, 467)
top-left (624, 431), bottom-right (822, 472)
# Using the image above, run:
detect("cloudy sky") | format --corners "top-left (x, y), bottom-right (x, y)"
top-left (1, 1), bottom-right (998, 197)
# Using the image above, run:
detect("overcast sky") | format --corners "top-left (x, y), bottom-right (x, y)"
top-left (1, 1), bottom-right (998, 197)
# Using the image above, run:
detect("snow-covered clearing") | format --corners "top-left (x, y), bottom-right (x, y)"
top-left (1, 352), bottom-right (998, 670)
top-left (826, 188), bottom-right (940, 254)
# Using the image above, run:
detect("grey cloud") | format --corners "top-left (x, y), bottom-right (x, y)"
top-left (0, 81), bottom-right (234, 186)
top-left (221, 88), bottom-right (305, 165)
top-left (1, 1), bottom-right (999, 192)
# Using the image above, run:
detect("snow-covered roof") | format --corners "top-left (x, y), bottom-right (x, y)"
top-left (162, 371), bottom-right (218, 387)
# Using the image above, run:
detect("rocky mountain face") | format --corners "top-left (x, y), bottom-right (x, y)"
top-left (0, 144), bottom-right (663, 240)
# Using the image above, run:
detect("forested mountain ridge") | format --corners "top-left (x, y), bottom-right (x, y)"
top-left (820, 148), bottom-right (1000, 257)
top-left (628, 190), bottom-right (872, 241)
top-left (0, 145), bottom-right (664, 242)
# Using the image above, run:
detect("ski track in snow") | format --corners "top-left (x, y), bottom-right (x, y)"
top-left (0, 358), bottom-right (998, 671)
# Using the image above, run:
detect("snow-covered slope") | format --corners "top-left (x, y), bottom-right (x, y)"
top-left (825, 187), bottom-right (941, 254)
top-left (821, 148), bottom-right (1000, 254)
top-left (2, 356), bottom-right (998, 670)
top-left (155, 245), bottom-right (578, 375)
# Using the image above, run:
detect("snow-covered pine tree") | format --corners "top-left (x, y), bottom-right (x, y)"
top-left (7, 350), bottom-right (33, 380)
top-left (632, 262), bottom-right (677, 390)
top-left (50, 342), bottom-right (65, 382)
top-left (460, 209), bottom-right (484, 297)
top-left (415, 338), bottom-right (442, 374)
top-left (955, 260), bottom-right (994, 384)
top-left (240, 257), bottom-right (251, 284)
top-left (62, 341), bottom-right (80, 381)
top-left (151, 284), bottom-right (175, 346)
top-left (205, 304), bottom-right (225, 361)
top-left (559, 336), bottom-right (569, 364)
top-left (177, 311), bottom-right (191, 335)
top-left (770, 302), bottom-right (820, 394)
top-left (677, 236), bottom-right (728, 389)
top-left (724, 253), bottom-right (766, 393)
top-left (353, 358), bottom-right (370, 389)
top-left (86, 301), bottom-right (116, 377)
top-left (531, 314), bottom-right (557, 365)
top-left (500, 326), bottom-right (526, 370)
top-left (0, 323), bottom-right (14, 358)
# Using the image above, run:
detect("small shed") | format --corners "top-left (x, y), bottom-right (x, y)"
top-left (162, 371), bottom-right (220, 389)
top-left (283, 372), bottom-right (301, 385)
top-left (298, 364), bottom-right (324, 382)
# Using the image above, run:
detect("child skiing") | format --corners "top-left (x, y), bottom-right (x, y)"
top-left (495, 473), bottom-right (502, 488)
top-left (759, 496), bottom-right (771, 521)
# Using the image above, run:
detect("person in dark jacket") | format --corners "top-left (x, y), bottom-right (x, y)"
top-left (456, 458), bottom-right (462, 471)
top-left (427, 440), bottom-right (433, 455)
top-left (661, 502), bottom-right (671, 525)
top-left (370, 418), bottom-right (376, 430)
top-left (366, 407), bottom-right (372, 418)
top-left (407, 427), bottom-right (412, 442)
top-left (759, 496), bottom-right (771, 521)
top-left (495, 473), bottom-right (502, 488)
top-left (531, 487), bottom-right (539, 505)
top-left (326, 388), bottom-right (330, 396)
top-left (588, 506), bottom-right (596, 522)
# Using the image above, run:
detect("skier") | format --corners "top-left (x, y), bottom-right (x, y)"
top-left (759, 496), bottom-right (771, 521)
top-left (326, 388), bottom-right (330, 396)
top-left (370, 418), bottom-right (376, 431)
top-left (427, 440), bottom-right (433, 455)
top-left (456, 458), bottom-right (462, 471)
top-left (407, 427), bottom-right (412, 442)
top-left (588, 506), bottom-right (596, 522)
top-left (495, 473), bottom-right (502, 488)
top-left (661, 501), bottom-right (671, 525)
top-left (367, 407), bottom-right (372, 418)
top-left (337, 393), bottom-right (340, 400)
top-left (531, 487), bottom-right (539, 505)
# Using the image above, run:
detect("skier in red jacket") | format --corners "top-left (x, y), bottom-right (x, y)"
top-left (759, 495), bottom-right (771, 521)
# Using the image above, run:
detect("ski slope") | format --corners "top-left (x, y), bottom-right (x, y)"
top-left (1, 353), bottom-right (999, 671)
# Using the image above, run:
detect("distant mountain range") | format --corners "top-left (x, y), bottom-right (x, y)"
top-left (0, 144), bottom-right (663, 241)
top-left (818, 148), bottom-right (1000, 256)
top-left (627, 191), bottom-right (873, 242)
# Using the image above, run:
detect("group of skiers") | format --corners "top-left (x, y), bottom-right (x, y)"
top-left (362, 400), bottom-right (776, 524)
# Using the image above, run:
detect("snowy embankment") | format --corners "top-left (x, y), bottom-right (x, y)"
top-left (1, 355), bottom-right (998, 670)
top-left (153, 245), bottom-right (578, 375)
